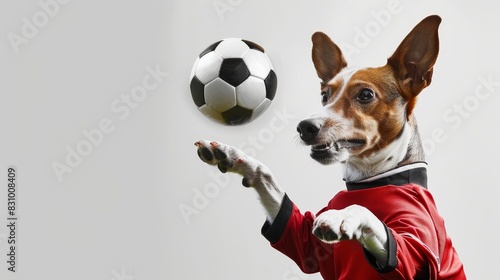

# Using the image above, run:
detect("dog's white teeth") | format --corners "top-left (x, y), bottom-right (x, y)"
top-left (312, 142), bottom-right (333, 152)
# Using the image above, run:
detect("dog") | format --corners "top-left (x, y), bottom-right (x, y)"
top-left (195, 15), bottom-right (466, 279)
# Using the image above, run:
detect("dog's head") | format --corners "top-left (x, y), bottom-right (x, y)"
top-left (297, 15), bottom-right (441, 169)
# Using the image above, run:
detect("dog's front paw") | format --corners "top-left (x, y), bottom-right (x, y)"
top-left (313, 205), bottom-right (389, 266)
top-left (195, 140), bottom-right (238, 173)
top-left (195, 140), bottom-right (247, 174)
top-left (194, 140), bottom-right (260, 184)
top-left (312, 205), bottom-right (375, 244)
top-left (195, 140), bottom-right (284, 221)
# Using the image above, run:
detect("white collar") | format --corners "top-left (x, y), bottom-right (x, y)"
top-left (357, 162), bottom-right (428, 183)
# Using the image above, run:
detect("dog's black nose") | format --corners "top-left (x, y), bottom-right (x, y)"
top-left (297, 119), bottom-right (320, 143)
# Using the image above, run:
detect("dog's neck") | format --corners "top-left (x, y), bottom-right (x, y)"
top-left (342, 115), bottom-right (425, 183)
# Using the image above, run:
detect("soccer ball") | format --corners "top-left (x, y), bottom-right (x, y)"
top-left (190, 38), bottom-right (277, 125)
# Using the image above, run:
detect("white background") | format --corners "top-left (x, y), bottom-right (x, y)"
top-left (1, 0), bottom-right (499, 279)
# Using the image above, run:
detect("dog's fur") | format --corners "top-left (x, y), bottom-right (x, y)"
top-left (195, 15), bottom-right (462, 277)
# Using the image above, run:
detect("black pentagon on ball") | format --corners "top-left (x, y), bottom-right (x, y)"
top-left (264, 70), bottom-right (278, 100)
top-left (219, 58), bottom-right (250, 87)
top-left (190, 76), bottom-right (205, 107)
top-left (242, 39), bottom-right (265, 52)
top-left (221, 105), bottom-right (253, 125)
top-left (199, 40), bottom-right (222, 58)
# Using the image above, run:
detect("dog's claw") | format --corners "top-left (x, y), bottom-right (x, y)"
top-left (210, 141), bottom-right (219, 147)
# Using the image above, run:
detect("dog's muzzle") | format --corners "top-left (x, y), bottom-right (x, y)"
top-left (297, 119), bottom-right (365, 164)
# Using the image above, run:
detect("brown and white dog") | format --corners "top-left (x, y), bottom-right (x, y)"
top-left (195, 15), bottom-right (465, 279)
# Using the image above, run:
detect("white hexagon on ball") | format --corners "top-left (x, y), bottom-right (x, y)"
top-left (215, 38), bottom-right (250, 59)
top-left (236, 76), bottom-right (266, 110)
top-left (195, 51), bottom-right (223, 84)
top-left (204, 78), bottom-right (237, 112)
top-left (243, 49), bottom-right (273, 79)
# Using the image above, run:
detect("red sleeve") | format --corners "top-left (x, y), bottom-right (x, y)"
top-left (261, 194), bottom-right (329, 274)
top-left (384, 187), bottom-right (465, 279)
top-left (261, 189), bottom-right (466, 279)
top-left (362, 187), bottom-right (446, 279)
top-left (261, 193), bottom-right (430, 279)
top-left (361, 188), bottom-right (440, 279)
top-left (369, 229), bottom-right (435, 279)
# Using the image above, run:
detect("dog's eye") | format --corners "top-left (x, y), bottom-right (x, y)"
top-left (357, 89), bottom-right (375, 103)
top-left (321, 89), bottom-right (330, 104)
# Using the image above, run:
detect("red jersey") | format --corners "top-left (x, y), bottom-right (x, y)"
top-left (261, 165), bottom-right (466, 279)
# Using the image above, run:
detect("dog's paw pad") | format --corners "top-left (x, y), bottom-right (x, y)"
top-left (313, 224), bottom-right (339, 242)
top-left (195, 141), bottom-right (217, 164)
top-left (217, 159), bottom-right (234, 173)
top-left (312, 210), bottom-right (349, 244)
top-left (197, 146), bottom-right (214, 162)
top-left (214, 148), bottom-right (228, 160)
top-left (241, 177), bottom-right (251, 188)
top-left (195, 140), bottom-right (252, 174)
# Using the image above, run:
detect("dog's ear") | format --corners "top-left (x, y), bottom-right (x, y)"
top-left (311, 32), bottom-right (347, 84)
top-left (388, 15), bottom-right (441, 101)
